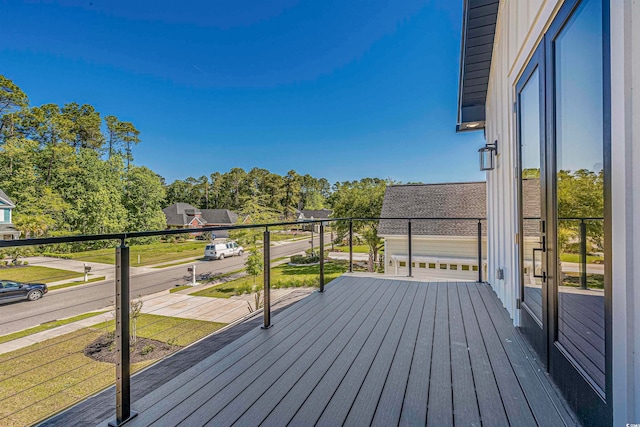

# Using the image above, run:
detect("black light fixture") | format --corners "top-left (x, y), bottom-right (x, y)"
top-left (479, 140), bottom-right (498, 171)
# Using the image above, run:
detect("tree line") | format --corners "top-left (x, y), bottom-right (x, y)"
top-left (0, 75), bottom-right (391, 249)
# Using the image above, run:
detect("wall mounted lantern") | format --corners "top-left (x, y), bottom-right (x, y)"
top-left (479, 140), bottom-right (498, 171)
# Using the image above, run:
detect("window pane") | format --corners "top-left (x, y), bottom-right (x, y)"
top-left (554, 0), bottom-right (605, 393)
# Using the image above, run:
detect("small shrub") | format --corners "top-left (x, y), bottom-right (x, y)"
top-left (291, 254), bottom-right (319, 264)
top-left (23, 261), bottom-right (28, 266)
top-left (141, 344), bottom-right (155, 355)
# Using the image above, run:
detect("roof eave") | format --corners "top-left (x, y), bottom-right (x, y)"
top-left (456, 0), bottom-right (500, 133)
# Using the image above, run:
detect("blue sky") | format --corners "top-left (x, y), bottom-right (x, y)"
top-left (1, 0), bottom-right (485, 185)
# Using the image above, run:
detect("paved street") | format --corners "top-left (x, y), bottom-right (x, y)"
top-left (0, 236), bottom-right (325, 335)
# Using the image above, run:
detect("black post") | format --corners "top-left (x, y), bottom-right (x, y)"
top-left (109, 243), bottom-right (137, 426)
top-left (407, 220), bottom-right (412, 277)
top-left (477, 220), bottom-right (483, 283)
top-left (319, 223), bottom-right (325, 292)
top-left (262, 229), bottom-right (272, 329)
top-left (580, 219), bottom-right (588, 290)
top-left (348, 220), bottom-right (353, 273)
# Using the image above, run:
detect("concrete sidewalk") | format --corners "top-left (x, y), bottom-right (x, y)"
top-left (0, 286), bottom-right (311, 356)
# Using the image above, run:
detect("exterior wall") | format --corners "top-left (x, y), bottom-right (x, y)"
top-left (484, 0), bottom-right (562, 322)
top-left (383, 236), bottom-right (487, 281)
top-left (485, 0), bottom-right (639, 423)
top-left (610, 0), bottom-right (640, 423)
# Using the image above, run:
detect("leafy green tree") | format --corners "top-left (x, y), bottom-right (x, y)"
top-left (0, 75), bottom-right (29, 139)
top-left (125, 166), bottom-right (167, 232)
top-left (62, 102), bottom-right (104, 152)
top-left (245, 249), bottom-right (264, 287)
top-left (330, 178), bottom-right (387, 271)
top-left (105, 115), bottom-right (140, 169)
top-left (282, 170), bottom-right (301, 219)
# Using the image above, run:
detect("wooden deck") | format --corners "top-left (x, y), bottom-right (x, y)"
top-left (100, 276), bottom-right (579, 427)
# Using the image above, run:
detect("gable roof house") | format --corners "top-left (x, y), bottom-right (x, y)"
top-left (162, 203), bottom-right (239, 238)
top-left (379, 182), bottom-right (486, 280)
top-left (296, 208), bottom-right (333, 232)
top-left (0, 189), bottom-right (20, 240)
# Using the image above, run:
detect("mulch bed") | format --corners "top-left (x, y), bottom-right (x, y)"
top-left (84, 334), bottom-right (180, 364)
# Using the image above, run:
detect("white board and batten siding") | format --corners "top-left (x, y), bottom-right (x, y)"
top-left (383, 236), bottom-right (487, 281)
top-left (486, 0), bottom-right (640, 423)
top-left (610, 0), bottom-right (640, 424)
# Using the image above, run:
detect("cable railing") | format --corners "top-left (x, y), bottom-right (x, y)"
top-left (0, 216), bottom-right (485, 426)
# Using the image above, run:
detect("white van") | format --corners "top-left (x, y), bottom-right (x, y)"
top-left (204, 241), bottom-right (244, 260)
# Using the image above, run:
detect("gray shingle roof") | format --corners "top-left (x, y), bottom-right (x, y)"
top-left (0, 189), bottom-right (16, 207)
top-left (299, 209), bottom-right (333, 220)
top-left (200, 209), bottom-right (238, 225)
top-left (162, 203), bottom-right (198, 226)
top-left (379, 182), bottom-right (486, 237)
top-left (162, 203), bottom-right (239, 228)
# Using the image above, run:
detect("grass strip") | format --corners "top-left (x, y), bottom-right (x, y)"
top-left (0, 311), bottom-right (107, 345)
top-left (191, 260), bottom-right (349, 299)
top-left (0, 266), bottom-right (84, 284)
top-left (48, 277), bottom-right (106, 291)
top-left (45, 241), bottom-right (209, 266)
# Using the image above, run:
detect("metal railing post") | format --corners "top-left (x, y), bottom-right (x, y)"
top-left (262, 228), bottom-right (272, 329)
top-left (319, 223), bottom-right (325, 292)
top-left (580, 219), bottom-right (588, 290)
top-left (477, 220), bottom-right (483, 283)
top-left (348, 220), bottom-right (353, 273)
top-left (109, 242), bottom-right (137, 426)
top-left (407, 220), bottom-right (412, 277)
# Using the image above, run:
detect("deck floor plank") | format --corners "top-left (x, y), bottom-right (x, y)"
top-left (469, 283), bottom-right (538, 427)
top-left (175, 281), bottom-right (370, 426)
top-left (313, 281), bottom-right (415, 427)
top-left (242, 280), bottom-right (399, 427)
top-left (399, 282), bottom-right (438, 426)
top-left (99, 276), bottom-right (579, 427)
top-left (344, 281), bottom-right (423, 426)
top-left (426, 283), bottom-right (454, 426)
top-left (130, 278), bottom-right (363, 426)
top-left (457, 282), bottom-right (510, 427)
top-left (448, 282), bottom-right (482, 426)
top-left (370, 282), bottom-right (430, 427)
top-left (211, 279), bottom-right (391, 426)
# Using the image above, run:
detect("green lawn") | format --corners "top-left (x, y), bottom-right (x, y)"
top-left (0, 314), bottom-right (226, 426)
top-left (191, 260), bottom-right (350, 299)
top-left (333, 244), bottom-right (383, 254)
top-left (48, 241), bottom-right (209, 266)
top-left (48, 276), bottom-right (106, 291)
top-left (0, 266), bottom-right (83, 284)
top-left (0, 311), bottom-right (107, 345)
top-left (560, 253), bottom-right (604, 264)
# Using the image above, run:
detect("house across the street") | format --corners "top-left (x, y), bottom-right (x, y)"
top-left (379, 182), bottom-right (486, 280)
top-left (295, 208), bottom-right (332, 232)
top-left (162, 203), bottom-right (240, 238)
top-left (0, 189), bottom-right (20, 240)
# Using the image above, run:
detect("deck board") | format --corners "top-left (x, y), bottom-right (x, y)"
top-left (102, 276), bottom-right (579, 427)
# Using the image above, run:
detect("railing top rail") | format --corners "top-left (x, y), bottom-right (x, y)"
top-left (0, 216), bottom-right (489, 248)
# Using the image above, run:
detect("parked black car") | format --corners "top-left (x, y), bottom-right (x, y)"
top-left (0, 280), bottom-right (48, 302)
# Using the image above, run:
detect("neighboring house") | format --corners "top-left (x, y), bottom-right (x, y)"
top-left (0, 189), bottom-right (20, 240)
top-left (162, 203), bottom-right (240, 238)
top-left (379, 182), bottom-right (486, 280)
top-left (296, 209), bottom-right (332, 232)
top-left (458, 0), bottom-right (640, 424)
